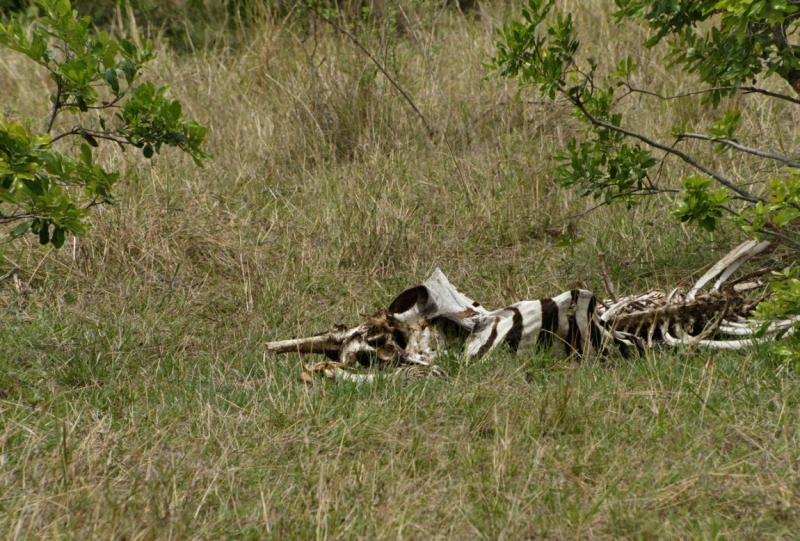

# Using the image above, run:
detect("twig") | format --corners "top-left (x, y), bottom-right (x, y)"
top-left (598, 253), bottom-right (619, 303)
top-left (25, 247), bottom-right (53, 290)
top-left (310, 9), bottom-right (434, 137)
top-left (675, 132), bottom-right (800, 168)
top-left (623, 83), bottom-right (800, 106)
top-left (750, 228), bottom-right (800, 249)
top-left (565, 88), bottom-right (764, 204)
top-left (0, 267), bottom-right (20, 284)
top-left (50, 127), bottom-right (130, 145)
top-left (726, 265), bottom-right (781, 288)
top-left (723, 207), bottom-right (800, 248)
top-left (308, 5), bottom-right (474, 203)
top-left (46, 82), bottom-right (62, 134)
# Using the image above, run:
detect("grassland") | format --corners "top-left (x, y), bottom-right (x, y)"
top-left (2, 1), bottom-right (800, 538)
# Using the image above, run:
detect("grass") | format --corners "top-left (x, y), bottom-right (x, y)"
top-left (2, 0), bottom-right (800, 538)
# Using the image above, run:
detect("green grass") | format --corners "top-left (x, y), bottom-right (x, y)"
top-left (3, 315), bottom-right (799, 538)
top-left (3, 0), bottom-right (800, 538)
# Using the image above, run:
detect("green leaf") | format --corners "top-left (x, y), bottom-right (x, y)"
top-left (11, 220), bottom-right (32, 237)
top-left (103, 67), bottom-right (119, 93)
top-left (81, 130), bottom-right (99, 147)
top-left (169, 100), bottom-right (182, 120)
top-left (80, 143), bottom-right (92, 165)
top-left (21, 177), bottom-right (45, 196)
top-left (51, 225), bottom-right (66, 248)
top-left (56, 0), bottom-right (71, 17)
top-left (38, 222), bottom-right (50, 245)
top-left (120, 58), bottom-right (136, 83)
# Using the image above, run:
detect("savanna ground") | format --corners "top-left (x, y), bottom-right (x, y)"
top-left (2, 0), bottom-right (800, 538)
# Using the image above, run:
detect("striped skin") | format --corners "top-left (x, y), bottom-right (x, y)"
top-left (464, 289), bottom-right (636, 360)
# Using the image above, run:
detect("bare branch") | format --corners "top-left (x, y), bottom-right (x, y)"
top-left (0, 267), bottom-right (20, 284)
top-left (623, 83), bottom-right (800, 106)
top-left (675, 132), bottom-right (800, 168)
top-left (308, 5), bottom-right (474, 204)
top-left (565, 88), bottom-right (764, 203)
top-left (598, 253), bottom-right (619, 303)
top-left (50, 127), bottom-right (129, 145)
top-left (742, 86), bottom-right (800, 105)
top-left (45, 81), bottom-right (62, 134)
top-left (721, 206), bottom-right (800, 248)
top-left (752, 228), bottom-right (800, 248)
top-left (309, 9), bottom-right (434, 137)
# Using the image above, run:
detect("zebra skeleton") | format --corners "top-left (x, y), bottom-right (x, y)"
top-left (266, 241), bottom-right (785, 382)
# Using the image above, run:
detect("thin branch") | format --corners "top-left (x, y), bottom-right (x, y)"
top-left (564, 87), bottom-right (764, 203)
top-left (0, 267), bottom-right (20, 284)
top-left (675, 132), bottom-right (800, 168)
top-left (309, 5), bottom-right (474, 204)
top-left (623, 83), bottom-right (800, 106)
top-left (598, 253), bottom-right (619, 303)
top-left (621, 84), bottom-right (725, 101)
top-left (0, 212), bottom-right (52, 224)
top-left (49, 127), bottom-right (82, 143)
top-left (752, 228), bottom-right (800, 248)
top-left (720, 205), bottom-right (800, 248)
top-left (46, 81), bottom-right (62, 133)
top-left (84, 197), bottom-right (104, 209)
top-left (50, 127), bottom-right (129, 145)
top-left (742, 85), bottom-right (800, 105)
top-left (310, 9), bottom-right (434, 137)
top-left (62, 93), bottom-right (127, 111)
top-left (562, 186), bottom-right (678, 224)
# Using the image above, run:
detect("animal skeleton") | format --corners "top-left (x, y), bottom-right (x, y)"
top-left (266, 240), bottom-right (796, 382)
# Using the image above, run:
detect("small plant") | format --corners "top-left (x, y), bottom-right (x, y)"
top-left (0, 0), bottom-right (209, 248)
top-left (755, 266), bottom-right (800, 366)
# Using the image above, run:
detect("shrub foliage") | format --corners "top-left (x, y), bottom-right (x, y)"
top-left (0, 0), bottom-right (209, 247)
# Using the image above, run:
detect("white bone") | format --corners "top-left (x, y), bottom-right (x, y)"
top-left (688, 240), bottom-right (770, 300)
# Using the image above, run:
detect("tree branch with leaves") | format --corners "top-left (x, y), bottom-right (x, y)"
top-left (490, 0), bottom-right (800, 362)
top-left (0, 0), bottom-right (210, 247)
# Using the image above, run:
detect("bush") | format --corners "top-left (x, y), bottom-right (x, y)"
top-left (0, 0), bottom-right (209, 247)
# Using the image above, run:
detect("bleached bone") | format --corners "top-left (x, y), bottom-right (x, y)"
top-left (266, 325), bottom-right (365, 356)
top-left (718, 316), bottom-right (800, 336)
top-left (663, 325), bottom-right (795, 349)
top-left (687, 240), bottom-right (770, 300)
top-left (662, 330), bottom-right (749, 349)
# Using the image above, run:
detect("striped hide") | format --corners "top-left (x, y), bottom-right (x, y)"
top-left (463, 289), bottom-right (638, 360)
top-left (387, 270), bottom-right (639, 362)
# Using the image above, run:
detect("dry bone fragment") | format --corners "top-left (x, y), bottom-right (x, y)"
top-left (266, 240), bottom-right (796, 382)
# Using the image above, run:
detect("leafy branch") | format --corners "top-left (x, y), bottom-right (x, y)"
top-left (491, 0), bottom-right (800, 359)
top-left (0, 0), bottom-right (210, 247)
